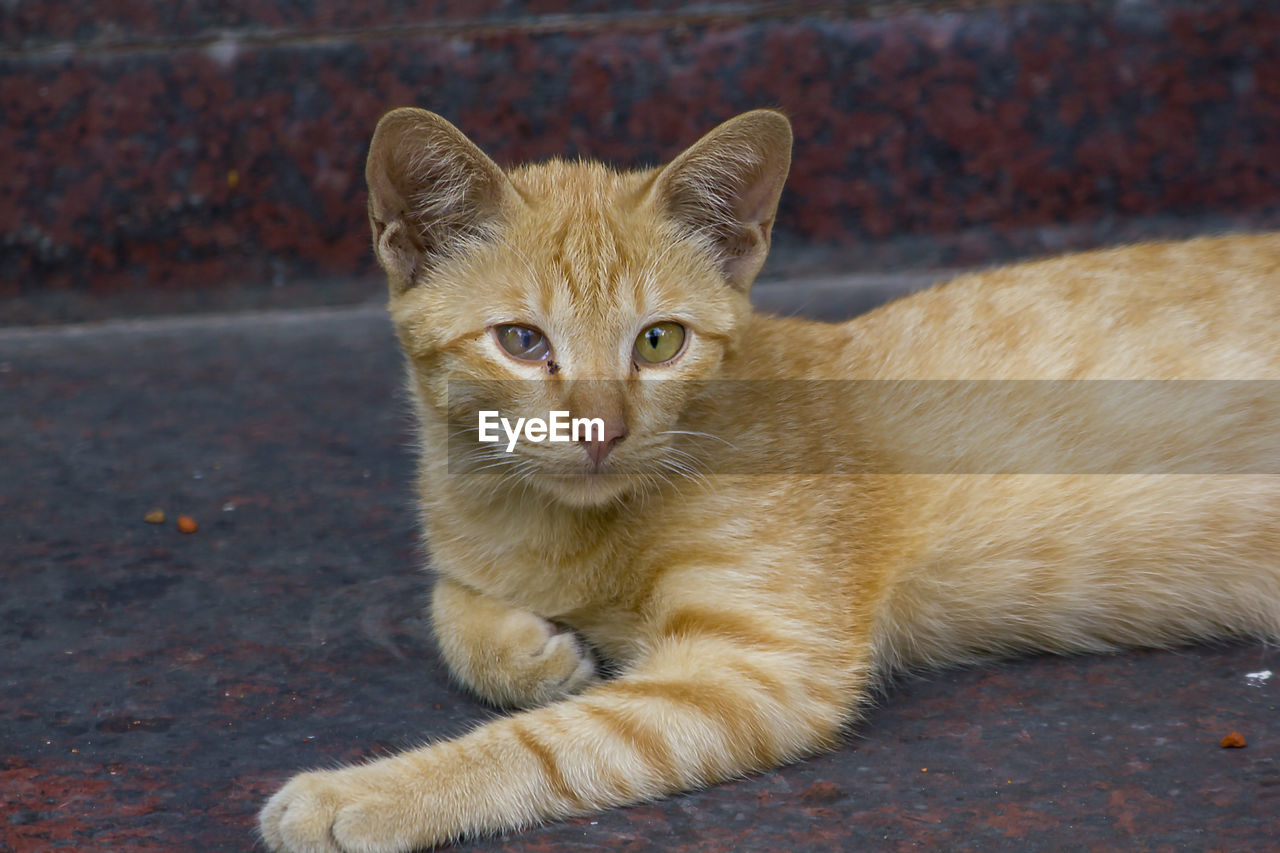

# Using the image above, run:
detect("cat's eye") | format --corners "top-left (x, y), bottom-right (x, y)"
top-left (494, 324), bottom-right (551, 361)
top-left (633, 321), bottom-right (686, 365)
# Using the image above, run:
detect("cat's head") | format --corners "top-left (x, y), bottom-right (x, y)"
top-left (365, 109), bottom-right (791, 506)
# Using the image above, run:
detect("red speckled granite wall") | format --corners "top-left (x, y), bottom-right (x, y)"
top-left (2, 1), bottom-right (1279, 317)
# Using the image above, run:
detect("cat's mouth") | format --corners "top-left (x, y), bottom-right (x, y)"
top-left (540, 466), bottom-right (636, 506)
top-left (560, 448), bottom-right (640, 480)
top-left (533, 441), bottom-right (687, 504)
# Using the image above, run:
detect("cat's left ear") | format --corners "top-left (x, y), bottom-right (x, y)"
top-left (648, 109), bottom-right (792, 291)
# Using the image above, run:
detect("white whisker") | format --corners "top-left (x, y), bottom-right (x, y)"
top-left (660, 428), bottom-right (739, 450)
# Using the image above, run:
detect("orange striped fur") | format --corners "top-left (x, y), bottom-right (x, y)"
top-left (260, 110), bottom-right (1280, 852)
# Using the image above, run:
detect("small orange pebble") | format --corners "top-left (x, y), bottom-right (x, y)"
top-left (143, 509), bottom-right (165, 524)
top-left (176, 516), bottom-right (198, 534)
top-left (1220, 731), bottom-right (1247, 749)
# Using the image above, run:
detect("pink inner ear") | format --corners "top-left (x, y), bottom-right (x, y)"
top-left (732, 162), bottom-right (782, 228)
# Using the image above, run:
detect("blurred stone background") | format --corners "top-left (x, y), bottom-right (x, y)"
top-left (5, 5), bottom-right (1280, 849)
top-left (3, 0), bottom-right (1280, 323)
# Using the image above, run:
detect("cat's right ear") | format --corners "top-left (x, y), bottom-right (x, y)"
top-left (365, 108), bottom-right (518, 293)
top-left (648, 109), bottom-right (793, 291)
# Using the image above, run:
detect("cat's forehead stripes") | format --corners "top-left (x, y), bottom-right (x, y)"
top-left (504, 160), bottom-right (736, 331)
top-left (508, 160), bottom-right (655, 311)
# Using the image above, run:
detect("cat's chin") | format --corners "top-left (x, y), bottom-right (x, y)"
top-left (538, 472), bottom-right (641, 508)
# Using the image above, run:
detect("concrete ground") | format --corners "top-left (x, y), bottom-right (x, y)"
top-left (2, 274), bottom-right (1277, 851)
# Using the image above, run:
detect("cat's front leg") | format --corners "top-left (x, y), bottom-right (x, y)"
top-left (430, 576), bottom-right (597, 708)
top-left (259, 617), bottom-right (861, 853)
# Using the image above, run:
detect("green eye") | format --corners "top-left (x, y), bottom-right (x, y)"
top-left (634, 321), bottom-right (686, 365)
top-left (494, 325), bottom-right (550, 361)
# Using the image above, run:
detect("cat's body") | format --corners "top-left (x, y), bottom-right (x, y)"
top-left (261, 110), bottom-right (1280, 853)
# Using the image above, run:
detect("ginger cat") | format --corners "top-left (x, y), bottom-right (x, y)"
top-left (260, 109), bottom-right (1280, 852)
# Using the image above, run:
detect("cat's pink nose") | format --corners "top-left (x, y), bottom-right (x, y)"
top-left (581, 418), bottom-right (628, 466)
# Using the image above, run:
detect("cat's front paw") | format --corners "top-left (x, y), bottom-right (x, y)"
top-left (431, 579), bottom-right (599, 710)
top-left (259, 765), bottom-right (419, 853)
top-left (469, 613), bottom-right (598, 709)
